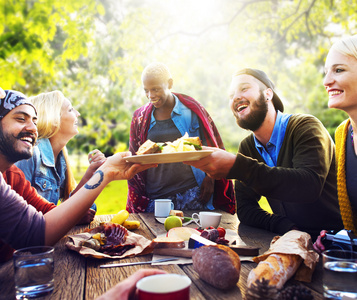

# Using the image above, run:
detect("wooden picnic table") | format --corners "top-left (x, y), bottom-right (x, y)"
top-left (0, 211), bottom-right (324, 299)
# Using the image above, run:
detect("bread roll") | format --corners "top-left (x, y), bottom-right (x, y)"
top-left (169, 210), bottom-right (184, 217)
top-left (192, 245), bottom-right (241, 289)
top-left (136, 140), bottom-right (161, 155)
top-left (247, 253), bottom-right (302, 290)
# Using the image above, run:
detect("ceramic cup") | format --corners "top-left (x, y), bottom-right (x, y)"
top-left (192, 211), bottom-right (222, 228)
top-left (137, 274), bottom-right (191, 300)
top-left (154, 199), bottom-right (174, 218)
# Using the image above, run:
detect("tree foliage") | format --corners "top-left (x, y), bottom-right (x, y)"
top-left (1, 0), bottom-right (355, 153)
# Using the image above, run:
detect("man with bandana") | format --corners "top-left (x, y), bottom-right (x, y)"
top-left (186, 68), bottom-right (343, 239)
top-left (0, 88), bottom-right (154, 262)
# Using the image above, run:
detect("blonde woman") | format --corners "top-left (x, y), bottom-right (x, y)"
top-left (15, 90), bottom-right (105, 224)
top-left (314, 35), bottom-right (357, 252)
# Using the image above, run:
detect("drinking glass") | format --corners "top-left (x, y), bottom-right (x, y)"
top-left (322, 249), bottom-right (357, 300)
top-left (13, 246), bottom-right (55, 299)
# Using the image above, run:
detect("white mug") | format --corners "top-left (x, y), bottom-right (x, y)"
top-left (154, 199), bottom-right (174, 217)
top-left (192, 211), bottom-right (222, 228)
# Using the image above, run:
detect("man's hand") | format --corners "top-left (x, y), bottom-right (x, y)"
top-left (184, 146), bottom-right (236, 180)
top-left (199, 176), bottom-right (214, 204)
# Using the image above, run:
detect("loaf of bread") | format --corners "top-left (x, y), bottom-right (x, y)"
top-left (151, 236), bottom-right (185, 249)
top-left (247, 253), bottom-right (302, 290)
top-left (192, 245), bottom-right (241, 289)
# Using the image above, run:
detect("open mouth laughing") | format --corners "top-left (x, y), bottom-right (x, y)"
top-left (237, 104), bottom-right (248, 112)
top-left (19, 135), bottom-right (36, 146)
top-left (328, 90), bottom-right (343, 96)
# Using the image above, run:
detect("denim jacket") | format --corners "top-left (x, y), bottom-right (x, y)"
top-left (15, 139), bottom-right (96, 210)
top-left (149, 95), bottom-right (213, 208)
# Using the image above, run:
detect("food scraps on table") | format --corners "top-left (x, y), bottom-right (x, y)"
top-left (66, 223), bottom-right (152, 259)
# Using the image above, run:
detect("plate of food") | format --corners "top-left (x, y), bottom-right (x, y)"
top-left (125, 150), bottom-right (213, 165)
top-left (126, 133), bottom-right (213, 164)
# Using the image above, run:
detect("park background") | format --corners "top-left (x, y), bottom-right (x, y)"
top-left (1, 0), bottom-right (354, 214)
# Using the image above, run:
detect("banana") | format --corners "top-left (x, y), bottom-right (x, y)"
top-left (122, 220), bottom-right (140, 230)
top-left (110, 210), bottom-right (129, 225)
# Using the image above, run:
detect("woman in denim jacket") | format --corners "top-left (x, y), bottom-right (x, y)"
top-left (16, 91), bottom-right (105, 224)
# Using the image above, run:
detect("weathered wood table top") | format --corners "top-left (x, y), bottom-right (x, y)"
top-left (0, 211), bottom-right (324, 299)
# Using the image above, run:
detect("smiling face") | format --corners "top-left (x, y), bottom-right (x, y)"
top-left (229, 74), bottom-right (269, 131)
top-left (0, 105), bottom-right (38, 163)
top-left (59, 98), bottom-right (80, 138)
top-left (142, 74), bottom-right (173, 109)
top-left (324, 49), bottom-right (357, 114)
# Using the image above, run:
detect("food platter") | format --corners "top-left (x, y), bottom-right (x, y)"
top-left (125, 150), bottom-right (213, 165)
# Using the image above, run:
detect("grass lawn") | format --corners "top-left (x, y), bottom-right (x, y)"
top-left (95, 180), bottom-right (128, 214)
top-left (70, 154), bottom-right (272, 215)
top-left (70, 154), bottom-right (128, 215)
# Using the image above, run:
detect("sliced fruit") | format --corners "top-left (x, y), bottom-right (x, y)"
top-left (166, 227), bottom-right (200, 241)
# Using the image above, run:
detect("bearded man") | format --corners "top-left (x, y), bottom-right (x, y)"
top-left (185, 68), bottom-right (343, 239)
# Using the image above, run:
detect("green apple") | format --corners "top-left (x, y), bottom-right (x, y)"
top-left (164, 216), bottom-right (182, 231)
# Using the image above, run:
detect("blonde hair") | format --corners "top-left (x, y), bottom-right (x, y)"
top-left (29, 90), bottom-right (76, 200)
top-left (331, 35), bottom-right (357, 60)
top-left (141, 62), bottom-right (172, 83)
top-left (29, 90), bottom-right (64, 139)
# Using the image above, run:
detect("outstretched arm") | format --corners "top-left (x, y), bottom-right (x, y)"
top-left (44, 152), bottom-right (156, 245)
top-left (184, 146), bottom-right (236, 180)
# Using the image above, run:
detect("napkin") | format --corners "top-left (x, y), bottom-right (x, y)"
top-left (66, 226), bottom-right (152, 259)
top-left (252, 230), bottom-right (319, 282)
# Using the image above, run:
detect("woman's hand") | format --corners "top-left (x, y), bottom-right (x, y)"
top-left (87, 149), bottom-right (106, 174)
top-left (313, 230), bottom-right (327, 254)
top-left (76, 208), bottom-right (96, 225)
top-left (101, 152), bottom-right (157, 181)
top-left (199, 176), bottom-right (214, 204)
top-left (0, 87), bottom-right (5, 99)
top-left (96, 268), bottom-right (167, 300)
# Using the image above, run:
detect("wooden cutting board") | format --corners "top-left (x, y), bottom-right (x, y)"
top-left (153, 247), bottom-right (193, 258)
top-left (153, 245), bottom-right (259, 258)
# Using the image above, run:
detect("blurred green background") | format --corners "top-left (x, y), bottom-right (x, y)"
top-left (3, 0), bottom-right (354, 214)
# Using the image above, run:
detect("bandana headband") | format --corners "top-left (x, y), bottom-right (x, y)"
top-left (0, 90), bottom-right (37, 119)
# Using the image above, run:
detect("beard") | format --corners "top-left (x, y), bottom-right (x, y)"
top-left (0, 123), bottom-right (35, 163)
top-left (235, 91), bottom-right (268, 132)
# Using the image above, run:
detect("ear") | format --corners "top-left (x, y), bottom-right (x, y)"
top-left (168, 78), bottom-right (173, 89)
top-left (265, 88), bottom-right (274, 101)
